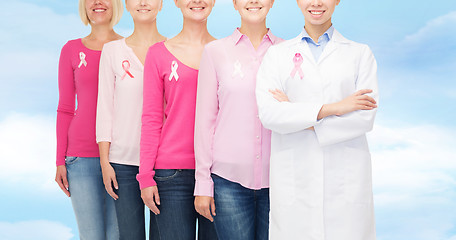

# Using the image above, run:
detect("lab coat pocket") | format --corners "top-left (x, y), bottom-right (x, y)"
top-left (343, 147), bottom-right (373, 204)
top-left (270, 149), bottom-right (296, 206)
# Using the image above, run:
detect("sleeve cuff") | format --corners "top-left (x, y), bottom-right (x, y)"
top-left (194, 179), bottom-right (214, 197)
top-left (136, 172), bottom-right (157, 190)
top-left (56, 158), bottom-right (66, 166)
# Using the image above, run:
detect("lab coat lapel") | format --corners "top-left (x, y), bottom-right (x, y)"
top-left (317, 29), bottom-right (350, 64)
top-left (289, 33), bottom-right (317, 65)
top-left (299, 42), bottom-right (316, 65)
top-left (317, 40), bottom-right (337, 64)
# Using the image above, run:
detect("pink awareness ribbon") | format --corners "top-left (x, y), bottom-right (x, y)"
top-left (121, 60), bottom-right (134, 80)
top-left (290, 53), bottom-right (304, 80)
top-left (78, 52), bottom-right (87, 68)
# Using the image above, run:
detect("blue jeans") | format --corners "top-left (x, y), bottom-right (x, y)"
top-left (111, 163), bottom-right (160, 240)
top-left (66, 157), bottom-right (119, 240)
top-left (153, 169), bottom-right (218, 240)
top-left (212, 174), bottom-right (270, 240)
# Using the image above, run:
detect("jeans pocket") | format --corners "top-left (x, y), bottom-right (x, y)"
top-left (154, 169), bottom-right (179, 181)
top-left (65, 156), bottom-right (79, 165)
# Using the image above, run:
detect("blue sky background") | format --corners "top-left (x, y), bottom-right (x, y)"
top-left (0, 0), bottom-right (455, 239)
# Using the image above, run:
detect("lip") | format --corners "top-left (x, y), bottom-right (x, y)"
top-left (137, 9), bottom-right (151, 13)
top-left (93, 8), bottom-right (107, 13)
top-left (246, 6), bottom-right (262, 12)
top-left (308, 10), bottom-right (326, 18)
top-left (190, 6), bottom-right (205, 11)
top-left (308, 10), bottom-right (325, 16)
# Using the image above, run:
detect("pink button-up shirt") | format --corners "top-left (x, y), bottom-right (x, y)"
top-left (194, 29), bottom-right (283, 197)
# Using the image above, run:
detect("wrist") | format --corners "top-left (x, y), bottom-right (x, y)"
top-left (318, 104), bottom-right (335, 120)
top-left (100, 159), bottom-right (111, 168)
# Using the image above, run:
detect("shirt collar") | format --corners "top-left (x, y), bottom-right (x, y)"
top-left (231, 28), bottom-right (279, 45)
top-left (301, 25), bottom-right (335, 43)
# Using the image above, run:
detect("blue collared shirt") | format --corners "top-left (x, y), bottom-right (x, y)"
top-left (301, 25), bottom-right (335, 62)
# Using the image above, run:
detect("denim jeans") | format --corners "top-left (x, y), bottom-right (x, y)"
top-left (153, 169), bottom-right (218, 240)
top-left (65, 156), bottom-right (119, 240)
top-left (212, 174), bottom-right (270, 240)
top-left (111, 163), bottom-right (160, 240)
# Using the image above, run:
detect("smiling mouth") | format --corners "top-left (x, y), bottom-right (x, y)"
top-left (309, 10), bottom-right (325, 16)
top-left (137, 9), bottom-right (151, 13)
top-left (190, 7), bottom-right (205, 11)
top-left (93, 8), bottom-right (107, 13)
top-left (246, 7), bottom-right (262, 12)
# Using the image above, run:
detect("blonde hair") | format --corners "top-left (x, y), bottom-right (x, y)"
top-left (79, 0), bottom-right (123, 27)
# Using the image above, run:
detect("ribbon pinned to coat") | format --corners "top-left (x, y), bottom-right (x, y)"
top-left (290, 53), bottom-right (304, 80)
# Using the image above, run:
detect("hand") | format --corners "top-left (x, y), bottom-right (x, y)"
top-left (269, 89), bottom-right (290, 102)
top-left (142, 186), bottom-right (161, 215)
top-left (55, 165), bottom-right (70, 197)
top-left (101, 163), bottom-right (119, 200)
top-left (334, 89), bottom-right (377, 116)
top-left (195, 196), bottom-right (216, 222)
top-left (318, 89), bottom-right (377, 120)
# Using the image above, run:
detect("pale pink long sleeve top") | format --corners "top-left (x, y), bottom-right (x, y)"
top-left (96, 38), bottom-right (145, 166)
top-left (194, 29), bottom-right (283, 197)
top-left (137, 42), bottom-right (198, 189)
top-left (56, 39), bottom-right (101, 166)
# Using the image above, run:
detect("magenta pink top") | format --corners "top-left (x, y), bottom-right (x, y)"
top-left (194, 29), bottom-right (283, 197)
top-left (137, 42), bottom-right (198, 189)
top-left (56, 39), bottom-right (101, 166)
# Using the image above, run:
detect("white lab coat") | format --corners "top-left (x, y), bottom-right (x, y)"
top-left (256, 29), bottom-right (377, 240)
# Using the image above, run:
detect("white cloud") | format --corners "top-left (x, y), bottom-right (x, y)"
top-left (0, 220), bottom-right (73, 240)
top-left (369, 123), bottom-right (456, 240)
top-left (384, 11), bottom-right (456, 71)
top-left (402, 11), bottom-right (456, 47)
top-left (0, 113), bottom-right (57, 192)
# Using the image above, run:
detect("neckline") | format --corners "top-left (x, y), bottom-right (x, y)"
top-left (78, 38), bottom-right (102, 52)
top-left (122, 38), bottom-right (144, 69)
top-left (161, 42), bottom-right (198, 71)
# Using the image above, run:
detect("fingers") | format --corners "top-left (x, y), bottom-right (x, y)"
top-left (112, 177), bottom-right (119, 191)
top-left (210, 199), bottom-right (216, 217)
top-left (198, 205), bottom-right (214, 222)
top-left (355, 89), bottom-right (373, 96)
top-left (56, 176), bottom-right (70, 197)
top-left (141, 187), bottom-right (161, 215)
top-left (357, 94), bottom-right (377, 104)
top-left (55, 171), bottom-right (70, 197)
top-left (144, 198), bottom-right (160, 215)
top-left (359, 100), bottom-right (377, 108)
top-left (269, 89), bottom-right (289, 102)
top-left (147, 189), bottom-right (161, 215)
top-left (104, 179), bottom-right (119, 200)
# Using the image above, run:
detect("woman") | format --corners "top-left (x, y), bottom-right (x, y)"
top-left (256, 0), bottom-right (378, 239)
top-left (54, 0), bottom-right (123, 239)
top-left (137, 0), bottom-right (218, 239)
top-left (96, 0), bottom-right (166, 239)
top-left (194, 0), bottom-right (282, 239)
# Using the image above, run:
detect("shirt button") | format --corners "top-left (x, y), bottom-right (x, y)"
top-left (256, 114), bottom-right (259, 118)
top-left (256, 155), bottom-right (260, 159)
top-left (256, 136), bottom-right (260, 139)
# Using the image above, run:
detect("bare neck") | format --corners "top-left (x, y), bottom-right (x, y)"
top-left (86, 24), bottom-right (119, 42)
top-left (239, 21), bottom-right (268, 49)
top-left (173, 19), bottom-right (213, 45)
top-left (127, 21), bottom-right (165, 47)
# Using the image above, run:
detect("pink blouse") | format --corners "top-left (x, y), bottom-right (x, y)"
top-left (194, 29), bottom-right (283, 197)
